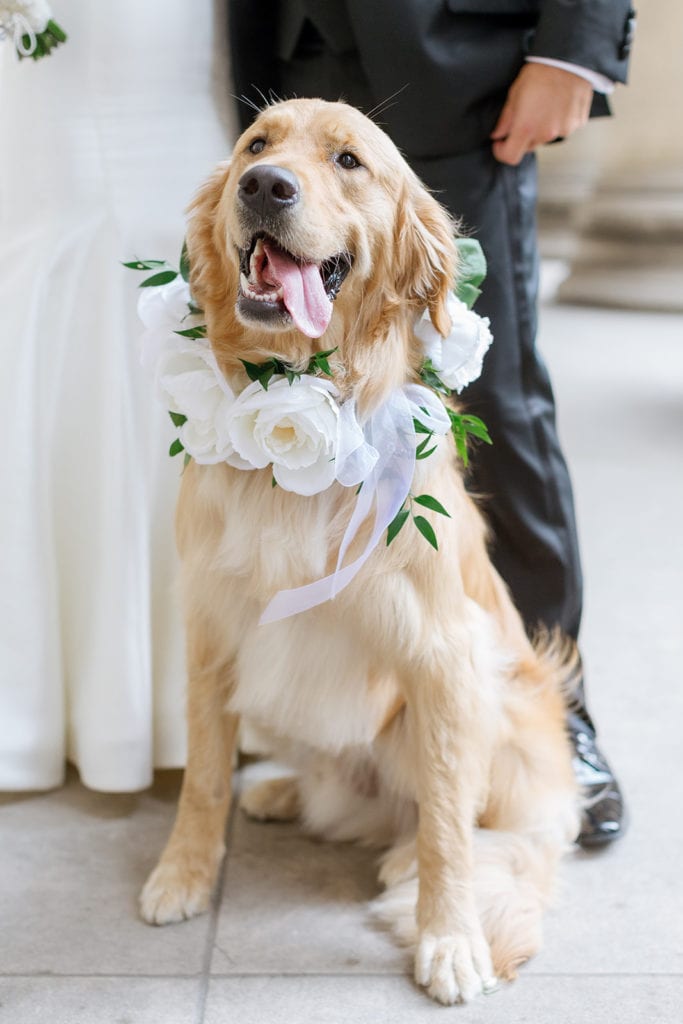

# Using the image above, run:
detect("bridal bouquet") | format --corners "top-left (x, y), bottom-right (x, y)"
top-left (0, 1), bottom-right (66, 59)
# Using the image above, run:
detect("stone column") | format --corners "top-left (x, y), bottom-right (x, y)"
top-left (547, 2), bottom-right (683, 312)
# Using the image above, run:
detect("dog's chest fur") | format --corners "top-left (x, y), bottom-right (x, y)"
top-left (227, 610), bottom-right (398, 753)
top-left (195, 466), bottom-right (400, 754)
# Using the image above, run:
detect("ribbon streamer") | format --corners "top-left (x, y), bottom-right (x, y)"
top-left (259, 385), bottom-right (448, 625)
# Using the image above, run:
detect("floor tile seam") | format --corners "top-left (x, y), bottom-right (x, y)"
top-left (1, 971), bottom-right (682, 981)
top-left (0, 973), bottom-right (203, 980)
top-left (194, 795), bottom-right (238, 1024)
top-left (203, 970), bottom-right (683, 979)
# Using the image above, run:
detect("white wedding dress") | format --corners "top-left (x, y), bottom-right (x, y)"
top-left (0, 0), bottom-right (237, 790)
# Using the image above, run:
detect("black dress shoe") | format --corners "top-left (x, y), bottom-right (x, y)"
top-left (568, 718), bottom-right (627, 848)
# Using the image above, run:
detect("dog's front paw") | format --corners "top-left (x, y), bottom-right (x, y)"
top-left (415, 931), bottom-right (498, 1005)
top-left (140, 848), bottom-right (223, 926)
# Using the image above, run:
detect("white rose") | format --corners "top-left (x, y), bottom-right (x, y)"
top-left (415, 292), bottom-right (492, 393)
top-left (226, 376), bottom-right (340, 495)
top-left (154, 337), bottom-right (248, 467)
top-left (137, 276), bottom-right (198, 334)
top-left (7, 2), bottom-right (51, 31)
top-left (138, 275), bottom-right (207, 380)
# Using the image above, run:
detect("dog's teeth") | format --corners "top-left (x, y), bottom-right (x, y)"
top-left (240, 272), bottom-right (283, 305)
top-left (250, 238), bottom-right (265, 278)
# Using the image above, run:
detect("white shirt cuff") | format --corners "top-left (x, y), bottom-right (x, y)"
top-left (525, 56), bottom-right (615, 95)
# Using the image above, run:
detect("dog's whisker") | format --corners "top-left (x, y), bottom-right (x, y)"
top-left (234, 93), bottom-right (263, 115)
top-left (365, 84), bottom-right (410, 121)
top-left (250, 84), bottom-right (273, 113)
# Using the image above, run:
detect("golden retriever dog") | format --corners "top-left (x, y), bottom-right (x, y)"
top-left (139, 98), bottom-right (580, 1006)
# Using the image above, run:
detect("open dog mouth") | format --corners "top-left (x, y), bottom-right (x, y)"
top-left (238, 234), bottom-right (353, 339)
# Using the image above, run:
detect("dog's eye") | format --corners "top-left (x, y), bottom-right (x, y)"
top-left (249, 138), bottom-right (266, 155)
top-left (335, 152), bottom-right (361, 170)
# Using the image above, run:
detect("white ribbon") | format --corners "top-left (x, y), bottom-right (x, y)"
top-left (259, 383), bottom-right (449, 624)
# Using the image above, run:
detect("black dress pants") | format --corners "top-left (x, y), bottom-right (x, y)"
top-left (278, 44), bottom-right (587, 696)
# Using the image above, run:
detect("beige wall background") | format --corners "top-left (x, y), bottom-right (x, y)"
top-left (538, 1), bottom-right (683, 311)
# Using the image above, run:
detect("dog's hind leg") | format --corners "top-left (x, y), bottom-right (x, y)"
top-left (239, 775), bottom-right (301, 822)
top-left (140, 619), bottom-right (239, 926)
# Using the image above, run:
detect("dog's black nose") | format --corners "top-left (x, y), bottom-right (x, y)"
top-left (238, 165), bottom-right (300, 216)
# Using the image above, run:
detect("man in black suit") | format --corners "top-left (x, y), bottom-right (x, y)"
top-left (228, 0), bottom-right (636, 846)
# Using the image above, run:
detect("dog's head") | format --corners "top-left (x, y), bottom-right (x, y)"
top-left (187, 99), bottom-right (457, 396)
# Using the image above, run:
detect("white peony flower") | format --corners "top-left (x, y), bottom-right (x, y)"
top-left (226, 376), bottom-right (340, 495)
top-left (415, 292), bottom-right (492, 393)
top-left (4, 1), bottom-right (51, 31)
top-left (153, 336), bottom-right (248, 467)
top-left (137, 276), bottom-right (199, 335)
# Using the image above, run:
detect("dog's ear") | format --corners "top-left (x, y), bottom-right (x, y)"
top-left (394, 175), bottom-right (457, 337)
top-left (185, 161), bottom-right (232, 313)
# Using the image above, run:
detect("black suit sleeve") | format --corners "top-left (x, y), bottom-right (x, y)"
top-left (530, 1), bottom-right (636, 83)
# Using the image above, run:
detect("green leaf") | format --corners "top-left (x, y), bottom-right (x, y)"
top-left (453, 434), bottom-right (469, 466)
top-left (174, 325), bottom-right (207, 339)
top-left (169, 411), bottom-right (187, 428)
top-left (285, 368), bottom-right (300, 385)
top-left (183, 452), bottom-right (192, 469)
top-left (454, 238), bottom-right (487, 309)
top-left (413, 494), bottom-right (451, 517)
top-left (307, 347), bottom-right (338, 377)
top-left (460, 414), bottom-right (492, 444)
top-left (413, 418), bottom-right (433, 435)
top-left (259, 366), bottom-right (276, 391)
top-left (140, 269), bottom-right (178, 288)
top-left (420, 361), bottom-right (451, 396)
top-left (188, 301), bottom-right (204, 316)
top-left (415, 434), bottom-right (433, 456)
top-left (169, 438), bottom-right (184, 457)
top-left (456, 282), bottom-right (482, 309)
top-left (46, 19), bottom-right (67, 43)
top-left (241, 358), bottom-right (267, 382)
top-left (386, 508), bottom-right (410, 546)
top-left (121, 259), bottom-right (167, 271)
top-left (272, 475), bottom-right (278, 488)
top-left (413, 515), bottom-right (439, 550)
top-left (416, 444), bottom-right (438, 460)
top-left (179, 239), bottom-right (191, 282)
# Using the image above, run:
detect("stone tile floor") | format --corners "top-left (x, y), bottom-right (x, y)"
top-left (2, 301), bottom-right (682, 1023)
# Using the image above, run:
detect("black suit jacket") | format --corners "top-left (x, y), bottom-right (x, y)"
top-left (229, 0), bottom-right (635, 157)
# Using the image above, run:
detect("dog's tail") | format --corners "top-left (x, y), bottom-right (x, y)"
top-left (372, 827), bottom-right (564, 981)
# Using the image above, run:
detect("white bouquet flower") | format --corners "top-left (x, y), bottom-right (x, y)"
top-left (138, 276), bottom-right (200, 338)
top-left (0, 1), bottom-right (66, 59)
top-left (415, 292), bottom-right (492, 394)
top-left (226, 376), bottom-right (340, 496)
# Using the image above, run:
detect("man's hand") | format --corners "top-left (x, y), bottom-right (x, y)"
top-left (491, 63), bottom-right (593, 166)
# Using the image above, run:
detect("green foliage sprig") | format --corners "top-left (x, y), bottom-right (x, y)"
top-left (386, 493), bottom-right (451, 551)
top-left (124, 242), bottom-right (203, 466)
top-left (386, 237), bottom-right (492, 549)
top-left (240, 348), bottom-right (338, 391)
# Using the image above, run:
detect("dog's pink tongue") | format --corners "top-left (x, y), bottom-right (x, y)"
top-left (262, 242), bottom-right (332, 339)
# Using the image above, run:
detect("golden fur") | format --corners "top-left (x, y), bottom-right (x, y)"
top-left (140, 99), bottom-right (580, 1006)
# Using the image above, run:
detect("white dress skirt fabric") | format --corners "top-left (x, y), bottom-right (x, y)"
top-left (0, 0), bottom-right (236, 790)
